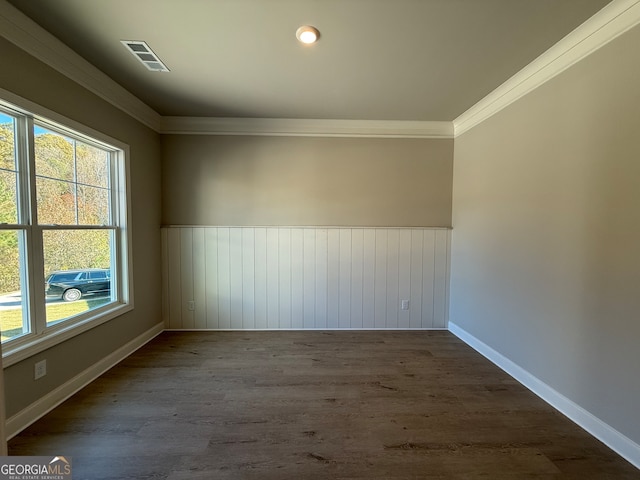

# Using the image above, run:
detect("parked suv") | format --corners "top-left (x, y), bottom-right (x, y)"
top-left (45, 269), bottom-right (111, 302)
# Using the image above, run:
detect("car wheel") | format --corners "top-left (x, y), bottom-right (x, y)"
top-left (63, 288), bottom-right (82, 302)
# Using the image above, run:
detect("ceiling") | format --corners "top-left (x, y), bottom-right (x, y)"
top-left (6, 0), bottom-right (612, 121)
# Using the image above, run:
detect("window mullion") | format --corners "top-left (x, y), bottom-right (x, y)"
top-left (23, 116), bottom-right (47, 335)
top-left (109, 152), bottom-right (118, 301)
top-left (73, 138), bottom-right (79, 225)
top-left (15, 114), bottom-right (30, 226)
top-left (12, 114), bottom-right (33, 339)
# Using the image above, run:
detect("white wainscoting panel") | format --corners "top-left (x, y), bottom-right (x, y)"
top-left (162, 227), bottom-right (450, 330)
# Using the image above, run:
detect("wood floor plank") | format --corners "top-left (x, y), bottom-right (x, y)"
top-left (8, 331), bottom-right (640, 479)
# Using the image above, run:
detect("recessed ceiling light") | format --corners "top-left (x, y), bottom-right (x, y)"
top-left (296, 25), bottom-right (320, 44)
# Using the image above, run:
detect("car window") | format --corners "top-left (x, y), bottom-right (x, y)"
top-left (90, 271), bottom-right (107, 280)
top-left (50, 272), bottom-right (80, 282)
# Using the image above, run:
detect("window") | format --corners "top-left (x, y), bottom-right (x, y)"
top-left (0, 96), bottom-right (132, 364)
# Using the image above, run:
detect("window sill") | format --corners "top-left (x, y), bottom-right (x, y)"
top-left (2, 302), bottom-right (133, 367)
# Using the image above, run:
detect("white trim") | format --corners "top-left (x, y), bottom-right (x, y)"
top-left (444, 231), bottom-right (451, 327)
top-left (453, 0), bottom-right (640, 137)
top-left (5, 323), bottom-right (164, 440)
top-left (0, 0), bottom-right (162, 131)
top-left (164, 328), bottom-right (449, 332)
top-left (161, 225), bottom-right (452, 230)
top-left (160, 117), bottom-right (454, 138)
top-left (448, 322), bottom-right (640, 470)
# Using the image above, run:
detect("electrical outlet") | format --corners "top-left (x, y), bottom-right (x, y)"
top-left (34, 359), bottom-right (47, 380)
top-left (401, 299), bottom-right (410, 310)
top-left (187, 301), bottom-right (195, 311)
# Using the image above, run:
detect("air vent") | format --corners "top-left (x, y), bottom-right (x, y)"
top-left (121, 40), bottom-right (170, 72)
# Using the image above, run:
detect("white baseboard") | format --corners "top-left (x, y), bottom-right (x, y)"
top-left (5, 322), bottom-right (164, 440)
top-left (163, 328), bottom-right (449, 332)
top-left (448, 321), bottom-right (640, 470)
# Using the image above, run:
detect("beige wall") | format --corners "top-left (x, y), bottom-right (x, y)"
top-left (0, 37), bottom-right (162, 418)
top-left (450, 24), bottom-right (640, 444)
top-left (162, 135), bottom-right (453, 227)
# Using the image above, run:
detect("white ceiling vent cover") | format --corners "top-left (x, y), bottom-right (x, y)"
top-left (121, 40), bottom-right (170, 72)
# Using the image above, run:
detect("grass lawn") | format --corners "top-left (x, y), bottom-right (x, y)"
top-left (1, 298), bottom-right (109, 342)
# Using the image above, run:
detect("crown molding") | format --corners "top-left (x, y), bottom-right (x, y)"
top-left (0, 0), bottom-right (451, 139)
top-left (160, 117), bottom-right (454, 138)
top-left (0, 0), bottom-right (163, 131)
top-left (454, 0), bottom-right (640, 137)
top-left (4, 0), bottom-right (637, 139)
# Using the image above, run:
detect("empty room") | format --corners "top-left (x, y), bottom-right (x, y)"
top-left (0, 0), bottom-right (639, 478)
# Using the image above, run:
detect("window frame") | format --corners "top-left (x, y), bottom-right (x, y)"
top-left (0, 90), bottom-right (133, 367)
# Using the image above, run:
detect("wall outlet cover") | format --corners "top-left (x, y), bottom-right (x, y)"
top-left (34, 359), bottom-right (47, 380)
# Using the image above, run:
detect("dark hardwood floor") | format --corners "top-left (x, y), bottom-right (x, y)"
top-left (9, 331), bottom-right (640, 479)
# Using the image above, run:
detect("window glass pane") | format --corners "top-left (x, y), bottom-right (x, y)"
top-left (0, 230), bottom-right (29, 343)
top-left (0, 170), bottom-right (18, 224)
top-left (76, 142), bottom-right (109, 188)
top-left (36, 126), bottom-right (76, 225)
top-left (34, 127), bottom-right (74, 182)
top-left (78, 185), bottom-right (110, 225)
top-left (36, 177), bottom-right (76, 224)
top-left (1, 113), bottom-right (18, 224)
top-left (43, 229), bottom-right (113, 325)
top-left (0, 113), bottom-right (16, 170)
top-left (35, 127), bottom-right (112, 226)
